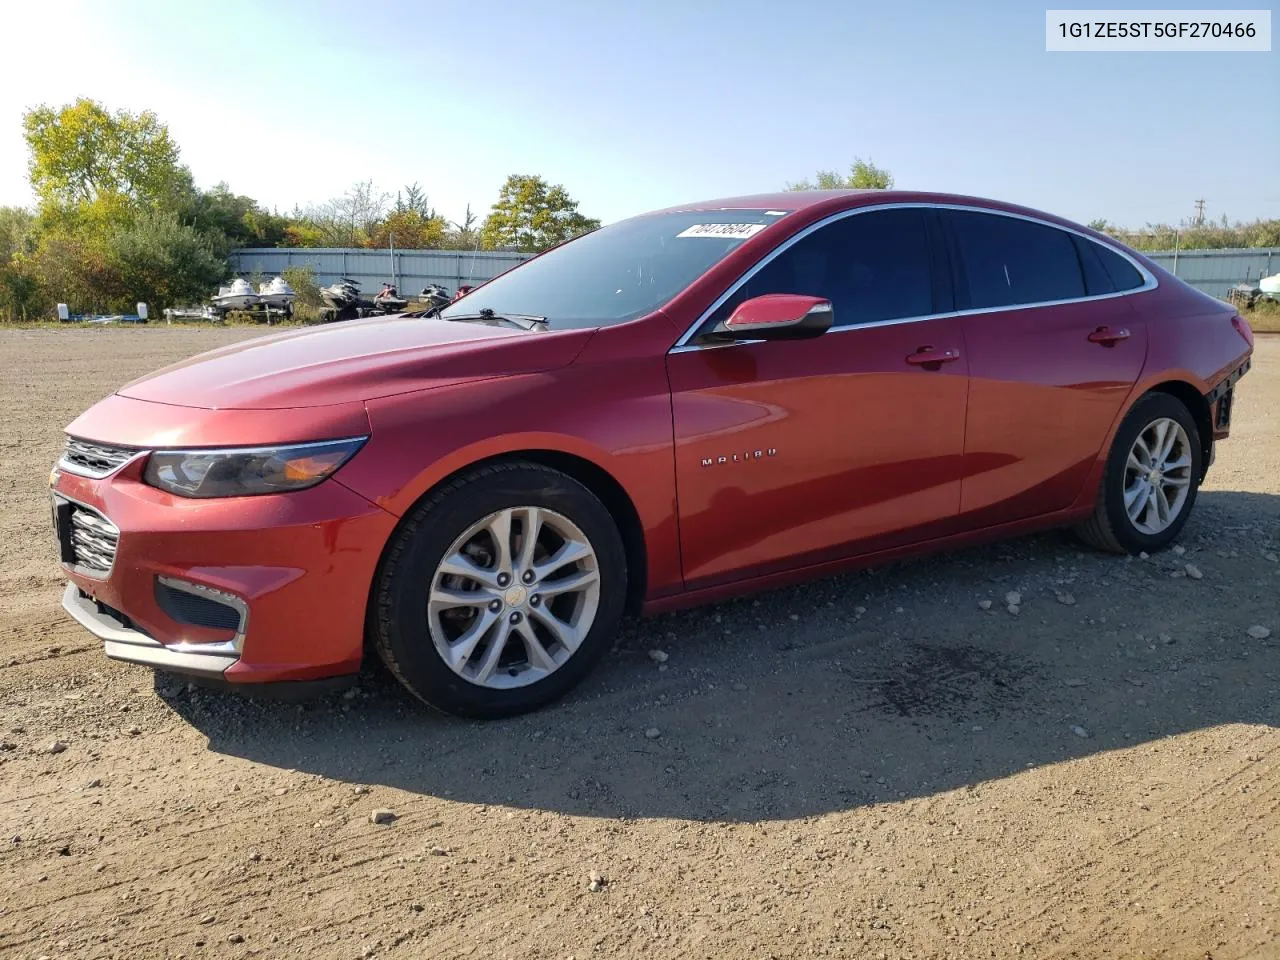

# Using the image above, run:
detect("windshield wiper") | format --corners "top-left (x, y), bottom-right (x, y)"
top-left (443, 307), bottom-right (548, 331)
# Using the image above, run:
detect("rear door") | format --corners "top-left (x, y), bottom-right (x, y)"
top-left (667, 207), bottom-right (970, 589)
top-left (941, 209), bottom-right (1149, 525)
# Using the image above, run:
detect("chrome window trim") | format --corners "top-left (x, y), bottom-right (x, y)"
top-left (668, 201), bottom-right (1159, 352)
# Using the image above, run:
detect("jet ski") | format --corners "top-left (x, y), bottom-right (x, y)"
top-left (257, 276), bottom-right (297, 309)
top-left (372, 283), bottom-right (409, 314)
top-left (320, 277), bottom-right (362, 310)
top-left (211, 278), bottom-right (260, 312)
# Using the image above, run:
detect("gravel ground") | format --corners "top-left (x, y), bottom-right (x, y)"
top-left (1, 327), bottom-right (1277, 960)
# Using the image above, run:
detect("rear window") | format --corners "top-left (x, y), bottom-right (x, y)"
top-left (440, 209), bottom-right (790, 328)
top-left (947, 210), bottom-right (1085, 309)
top-left (1072, 234), bottom-right (1116, 296)
top-left (1093, 241), bottom-right (1146, 292)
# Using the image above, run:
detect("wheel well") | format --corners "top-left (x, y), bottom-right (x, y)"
top-left (1148, 380), bottom-right (1212, 476)
top-left (426, 450), bottom-right (649, 615)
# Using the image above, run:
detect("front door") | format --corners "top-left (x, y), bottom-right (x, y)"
top-left (666, 207), bottom-right (970, 590)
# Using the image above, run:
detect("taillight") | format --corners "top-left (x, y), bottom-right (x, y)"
top-left (1231, 314), bottom-right (1254, 349)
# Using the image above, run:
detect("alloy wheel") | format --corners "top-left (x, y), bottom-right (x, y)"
top-left (427, 507), bottom-right (601, 689)
top-left (1123, 417), bottom-right (1193, 535)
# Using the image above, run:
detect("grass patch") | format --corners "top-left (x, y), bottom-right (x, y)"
top-left (1242, 300), bottom-right (1280, 333)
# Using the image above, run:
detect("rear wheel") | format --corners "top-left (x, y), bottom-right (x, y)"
top-left (371, 462), bottom-right (627, 718)
top-left (1075, 392), bottom-right (1202, 554)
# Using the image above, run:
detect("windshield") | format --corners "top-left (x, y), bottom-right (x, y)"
top-left (441, 209), bottom-right (791, 328)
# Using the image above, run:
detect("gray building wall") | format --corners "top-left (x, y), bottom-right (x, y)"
top-left (228, 248), bottom-right (532, 296)
top-left (1144, 248), bottom-right (1278, 299)
top-left (229, 246), bottom-right (1280, 302)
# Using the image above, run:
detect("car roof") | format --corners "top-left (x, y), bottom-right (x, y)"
top-left (651, 189), bottom-right (882, 213)
top-left (645, 189), bottom-right (1091, 236)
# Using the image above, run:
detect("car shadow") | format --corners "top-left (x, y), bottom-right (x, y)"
top-left (162, 488), bottom-right (1280, 822)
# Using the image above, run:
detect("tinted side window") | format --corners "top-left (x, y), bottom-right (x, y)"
top-left (1072, 234), bottom-right (1116, 296)
top-left (1092, 241), bottom-right (1145, 291)
top-left (705, 208), bottom-right (934, 331)
top-left (947, 211), bottom-right (1085, 309)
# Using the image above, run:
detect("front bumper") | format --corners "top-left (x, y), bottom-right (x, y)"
top-left (63, 582), bottom-right (241, 676)
top-left (52, 453), bottom-right (400, 684)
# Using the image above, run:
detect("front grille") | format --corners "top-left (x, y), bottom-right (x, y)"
top-left (59, 437), bottom-right (137, 478)
top-left (155, 581), bottom-right (243, 632)
top-left (65, 503), bottom-right (120, 575)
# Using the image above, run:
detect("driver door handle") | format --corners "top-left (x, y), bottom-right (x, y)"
top-left (906, 346), bottom-right (961, 367)
top-left (1088, 326), bottom-right (1130, 345)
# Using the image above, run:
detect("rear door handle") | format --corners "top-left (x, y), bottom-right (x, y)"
top-left (1088, 326), bottom-right (1130, 345)
top-left (906, 346), bottom-right (961, 367)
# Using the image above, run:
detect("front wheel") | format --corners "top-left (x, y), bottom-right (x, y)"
top-left (370, 462), bottom-right (627, 718)
top-left (1076, 392), bottom-right (1202, 554)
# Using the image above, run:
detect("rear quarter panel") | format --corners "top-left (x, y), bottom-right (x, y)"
top-left (1066, 274), bottom-right (1252, 511)
top-left (1134, 276), bottom-right (1253, 395)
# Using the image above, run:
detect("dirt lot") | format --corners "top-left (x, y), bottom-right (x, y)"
top-left (1, 327), bottom-right (1277, 960)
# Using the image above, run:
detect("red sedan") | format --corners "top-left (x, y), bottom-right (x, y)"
top-left (51, 190), bottom-right (1254, 717)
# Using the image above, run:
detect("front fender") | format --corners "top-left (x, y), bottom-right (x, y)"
top-left (336, 364), bottom-right (682, 600)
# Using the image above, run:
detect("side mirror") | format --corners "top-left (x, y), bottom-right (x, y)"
top-left (704, 294), bottom-right (833, 343)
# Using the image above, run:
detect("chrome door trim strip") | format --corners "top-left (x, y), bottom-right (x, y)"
top-left (668, 201), bottom-right (1159, 353)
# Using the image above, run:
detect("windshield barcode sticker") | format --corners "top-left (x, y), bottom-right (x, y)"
top-left (676, 223), bottom-right (768, 239)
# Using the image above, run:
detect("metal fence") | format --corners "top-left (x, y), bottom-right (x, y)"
top-left (1145, 247), bottom-right (1278, 300)
top-left (230, 245), bottom-right (1280, 302)
top-left (227, 248), bottom-right (533, 296)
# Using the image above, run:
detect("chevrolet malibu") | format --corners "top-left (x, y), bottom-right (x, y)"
top-left (52, 190), bottom-right (1254, 718)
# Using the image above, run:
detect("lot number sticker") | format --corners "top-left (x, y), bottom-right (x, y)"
top-left (676, 223), bottom-right (768, 239)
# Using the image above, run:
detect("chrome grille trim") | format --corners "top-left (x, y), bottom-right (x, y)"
top-left (65, 501), bottom-right (119, 576)
top-left (58, 437), bottom-right (141, 479)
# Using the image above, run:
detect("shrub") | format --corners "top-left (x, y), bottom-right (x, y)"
top-left (281, 264), bottom-right (324, 306)
top-left (107, 210), bottom-right (229, 311)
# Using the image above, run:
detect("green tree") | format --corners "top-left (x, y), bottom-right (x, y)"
top-left (180, 182), bottom-right (289, 252)
top-left (0, 206), bottom-right (41, 319)
top-left (441, 204), bottom-right (480, 250)
top-left (369, 209), bottom-right (448, 249)
top-left (0, 206), bottom-right (37, 262)
top-left (23, 98), bottom-right (188, 210)
top-left (787, 157), bottom-right (894, 191)
top-left (282, 220), bottom-right (328, 248)
top-left (394, 182), bottom-right (434, 218)
top-left (105, 209), bottom-right (229, 311)
top-left (480, 175), bottom-right (600, 252)
top-left (29, 230), bottom-right (120, 314)
top-left (0, 257), bottom-right (41, 320)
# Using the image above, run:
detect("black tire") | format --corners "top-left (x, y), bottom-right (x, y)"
top-left (1075, 391), bottom-right (1202, 554)
top-left (370, 461), bottom-right (627, 718)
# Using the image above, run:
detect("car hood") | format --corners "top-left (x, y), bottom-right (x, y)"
top-left (116, 315), bottom-right (596, 410)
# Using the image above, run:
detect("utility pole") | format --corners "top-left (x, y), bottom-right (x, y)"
top-left (1193, 199), bottom-right (1206, 227)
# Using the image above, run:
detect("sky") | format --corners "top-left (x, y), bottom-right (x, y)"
top-left (2, 0), bottom-right (1277, 229)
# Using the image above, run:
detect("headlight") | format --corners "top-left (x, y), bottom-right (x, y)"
top-left (143, 437), bottom-right (367, 498)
